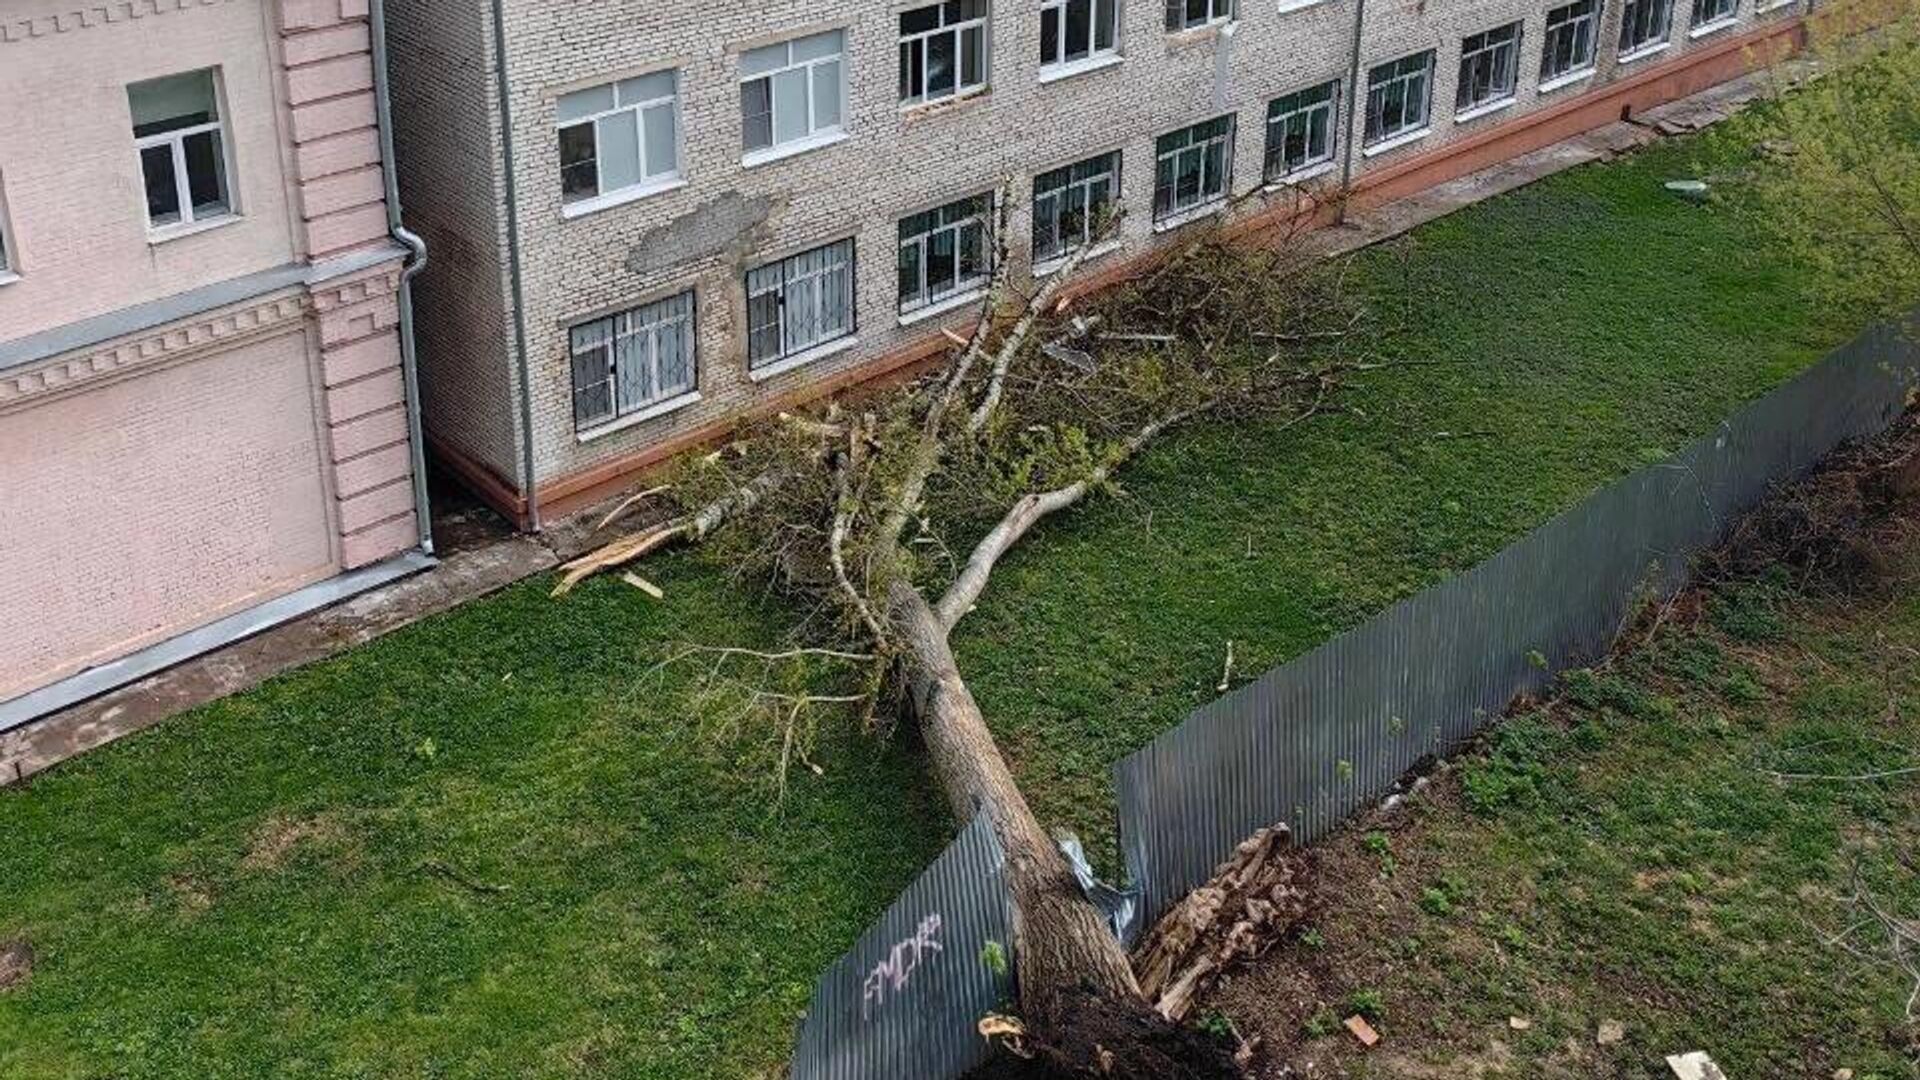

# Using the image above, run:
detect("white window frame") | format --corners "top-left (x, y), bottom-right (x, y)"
top-left (1540, 0), bottom-right (1600, 88)
top-left (1619, 0), bottom-right (1675, 59)
top-left (1264, 80), bottom-right (1339, 182)
top-left (898, 193), bottom-right (995, 317)
top-left (1033, 151), bottom-right (1121, 267)
top-left (557, 72), bottom-right (682, 216)
top-left (1689, 0), bottom-right (1739, 34)
top-left (1456, 23), bottom-right (1522, 119)
top-left (1153, 115), bottom-right (1236, 225)
top-left (129, 69), bottom-right (236, 237)
top-left (746, 240), bottom-right (858, 372)
top-left (570, 291), bottom-right (700, 435)
top-left (740, 32), bottom-right (847, 164)
top-left (1164, 0), bottom-right (1234, 31)
top-left (0, 176), bottom-right (16, 284)
top-left (898, 1), bottom-right (990, 108)
top-left (1040, 0), bottom-right (1121, 78)
top-left (1363, 51), bottom-right (1434, 150)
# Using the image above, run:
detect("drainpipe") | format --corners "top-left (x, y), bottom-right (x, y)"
top-left (1335, 0), bottom-right (1370, 219)
top-left (489, 0), bottom-right (543, 531)
top-left (367, 0), bottom-right (435, 556)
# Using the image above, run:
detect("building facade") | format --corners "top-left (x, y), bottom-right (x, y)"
top-left (386, 0), bottom-right (1804, 526)
top-left (0, 0), bottom-right (430, 725)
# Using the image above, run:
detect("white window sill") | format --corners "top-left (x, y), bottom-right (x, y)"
top-left (1153, 199), bottom-right (1227, 233)
top-left (1688, 16), bottom-right (1739, 38)
top-left (561, 177), bottom-right (687, 220)
top-left (1264, 159), bottom-right (1337, 190)
top-left (748, 334), bottom-right (859, 382)
top-left (1038, 53), bottom-right (1124, 84)
top-left (1361, 126), bottom-right (1431, 158)
top-left (898, 288), bottom-right (988, 327)
top-left (742, 130), bottom-right (849, 169)
top-left (575, 390), bottom-right (702, 444)
top-left (1034, 239), bottom-right (1123, 278)
top-left (1275, 0), bottom-right (1330, 12)
top-left (1168, 18), bottom-right (1236, 41)
top-left (147, 213), bottom-right (242, 246)
top-left (1617, 40), bottom-right (1672, 65)
top-left (1454, 96), bottom-right (1516, 124)
top-left (900, 86), bottom-right (989, 116)
top-left (0, 271), bottom-right (19, 287)
top-left (1538, 67), bottom-right (1596, 94)
top-left (1755, 0), bottom-right (1796, 12)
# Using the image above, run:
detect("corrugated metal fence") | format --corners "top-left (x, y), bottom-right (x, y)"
top-left (1114, 320), bottom-right (1920, 921)
top-left (789, 319), bottom-right (1920, 1077)
top-left (789, 812), bottom-right (1014, 1080)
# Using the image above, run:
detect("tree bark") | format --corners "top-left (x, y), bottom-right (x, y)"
top-left (889, 582), bottom-right (1242, 1078)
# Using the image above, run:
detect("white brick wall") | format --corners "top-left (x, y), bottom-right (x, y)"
top-left (387, 0), bottom-right (1803, 498)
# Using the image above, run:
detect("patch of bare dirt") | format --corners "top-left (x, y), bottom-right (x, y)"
top-left (240, 813), bottom-right (343, 873)
top-left (0, 938), bottom-right (33, 992)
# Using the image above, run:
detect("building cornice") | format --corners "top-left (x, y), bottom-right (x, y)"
top-left (0, 292), bottom-right (309, 410)
top-left (0, 0), bottom-right (232, 44)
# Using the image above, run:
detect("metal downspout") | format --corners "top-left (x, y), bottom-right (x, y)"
top-left (367, 0), bottom-right (435, 555)
top-left (489, 0), bottom-right (542, 531)
top-left (1336, 0), bottom-right (1370, 219)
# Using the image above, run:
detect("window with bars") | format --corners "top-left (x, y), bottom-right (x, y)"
top-left (1165, 0), bottom-right (1234, 31)
top-left (1264, 81), bottom-right (1339, 180)
top-left (1456, 23), bottom-right (1522, 112)
top-left (1691, 0), bottom-right (1738, 28)
top-left (569, 291), bottom-right (698, 431)
top-left (899, 1), bottom-right (989, 106)
top-left (1041, 0), bottom-right (1120, 72)
top-left (1541, 0), bottom-right (1600, 82)
top-left (898, 194), bottom-right (993, 313)
top-left (557, 71), bottom-right (680, 207)
top-left (1364, 52), bottom-right (1434, 146)
top-left (1619, 0), bottom-right (1674, 54)
top-left (128, 69), bottom-right (233, 232)
top-left (1033, 152), bottom-right (1119, 264)
top-left (746, 240), bottom-right (857, 368)
top-left (741, 31), bottom-right (845, 158)
top-left (1154, 116), bottom-right (1235, 222)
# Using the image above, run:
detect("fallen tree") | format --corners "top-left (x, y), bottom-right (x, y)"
top-left (560, 194), bottom-right (1382, 1076)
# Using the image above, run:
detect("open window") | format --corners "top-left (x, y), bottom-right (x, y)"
top-left (128, 69), bottom-right (234, 234)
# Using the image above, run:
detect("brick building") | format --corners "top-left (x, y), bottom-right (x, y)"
top-left (385, 0), bottom-right (1805, 526)
top-left (0, 0), bottom-right (430, 727)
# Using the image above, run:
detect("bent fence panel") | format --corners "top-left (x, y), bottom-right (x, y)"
top-left (1115, 322), bottom-right (1920, 923)
top-left (789, 812), bottom-right (1014, 1080)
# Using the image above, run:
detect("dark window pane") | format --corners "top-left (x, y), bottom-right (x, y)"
top-left (183, 129), bottom-right (228, 215)
top-left (1041, 6), bottom-right (1060, 63)
top-left (559, 123), bottom-right (598, 200)
top-left (742, 79), bottom-right (773, 151)
top-left (1065, 0), bottom-right (1091, 60)
top-left (1096, 0), bottom-right (1117, 48)
top-left (927, 31), bottom-right (956, 95)
top-left (141, 144), bottom-right (181, 225)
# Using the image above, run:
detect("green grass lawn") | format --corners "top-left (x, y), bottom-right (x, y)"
top-left (1209, 552), bottom-right (1920, 1078)
top-left (0, 118), bottom-right (1871, 1079)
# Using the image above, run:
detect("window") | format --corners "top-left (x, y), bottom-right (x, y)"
top-left (0, 176), bottom-right (13, 279)
top-left (1264, 81), bottom-right (1339, 180)
top-left (570, 292), bottom-right (698, 430)
top-left (1540, 0), bottom-right (1600, 83)
top-left (899, 194), bottom-right (993, 314)
top-left (1691, 0), bottom-right (1737, 28)
top-left (1619, 0), bottom-right (1674, 54)
top-left (1456, 23), bottom-right (1522, 113)
top-left (557, 71), bottom-right (680, 208)
top-left (1041, 0), bottom-right (1120, 72)
top-left (741, 31), bottom-right (845, 158)
top-left (1154, 116), bottom-right (1235, 222)
top-left (1165, 0), bottom-right (1234, 31)
top-left (899, 1), bottom-right (989, 106)
top-left (1364, 52), bottom-right (1433, 147)
top-left (1033, 152), bottom-right (1119, 264)
top-left (128, 69), bottom-right (233, 232)
top-left (747, 240), bottom-right (856, 368)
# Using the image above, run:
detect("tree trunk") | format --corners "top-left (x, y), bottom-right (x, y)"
top-left (888, 582), bottom-right (1241, 1079)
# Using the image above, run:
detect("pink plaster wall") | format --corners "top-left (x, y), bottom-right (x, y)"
top-left (0, 326), bottom-right (338, 702)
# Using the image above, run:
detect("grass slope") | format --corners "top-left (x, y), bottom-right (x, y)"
top-left (0, 118), bottom-right (1866, 1078)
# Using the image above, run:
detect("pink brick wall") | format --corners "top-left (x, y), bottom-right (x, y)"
top-left (0, 325), bottom-right (337, 702)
